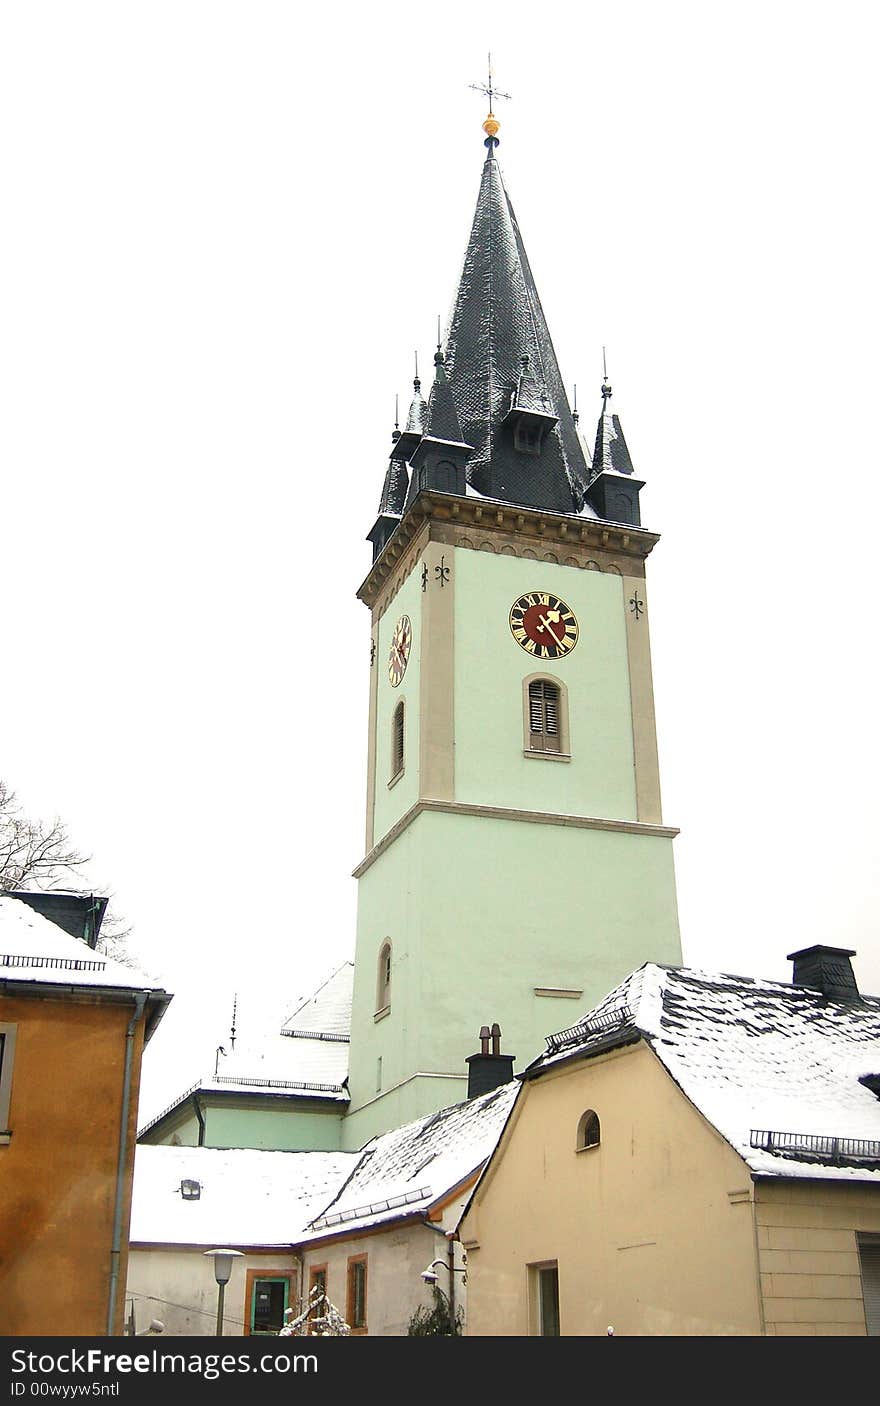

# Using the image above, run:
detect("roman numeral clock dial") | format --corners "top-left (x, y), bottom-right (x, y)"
top-left (388, 614), bottom-right (412, 686)
top-left (509, 592), bottom-right (579, 659)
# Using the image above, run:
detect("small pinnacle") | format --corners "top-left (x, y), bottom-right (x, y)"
top-left (572, 382), bottom-right (579, 425)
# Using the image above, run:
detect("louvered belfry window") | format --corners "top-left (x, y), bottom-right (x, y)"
top-left (528, 680), bottom-right (561, 753)
top-left (392, 701), bottom-right (405, 777)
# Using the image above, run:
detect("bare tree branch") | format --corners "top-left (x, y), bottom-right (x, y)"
top-left (0, 780), bottom-right (133, 961)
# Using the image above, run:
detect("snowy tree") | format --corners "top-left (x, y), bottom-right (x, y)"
top-left (0, 780), bottom-right (131, 960)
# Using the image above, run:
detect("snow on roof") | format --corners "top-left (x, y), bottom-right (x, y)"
top-left (282, 962), bottom-right (353, 1039)
top-left (138, 964), bottom-right (353, 1136)
top-left (130, 1145), bottom-right (359, 1248)
top-left (305, 1081), bottom-right (519, 1238)
top-left (0, 894), bottom-right (164, 994)
top-left (531, 962), bottom-right (880, 1182)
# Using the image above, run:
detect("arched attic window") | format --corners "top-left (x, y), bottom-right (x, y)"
top-left (376, 941), bottom-right (392, 1014)
top-left (577, 1110), bottom-right (600, 1151)
top-left (523, 676), bottom-right (570, 759)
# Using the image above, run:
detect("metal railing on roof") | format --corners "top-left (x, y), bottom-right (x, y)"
top-left (544, 1004), bottom-right (634, 1055)
top-left (279, 1029), bottom-right (350, 1043)
top-left (213, 1075), bottom-right (344, 1093)
top-left (310, 1185), bottom-right (433, 1231)
top-left (750, 1129), bottom-right (880, 1163)
top-left (0, 953), bottom-right (107, 972)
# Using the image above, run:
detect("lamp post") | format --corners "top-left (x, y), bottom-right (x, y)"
top-left (204, 1248), bottom-right (243, 1336)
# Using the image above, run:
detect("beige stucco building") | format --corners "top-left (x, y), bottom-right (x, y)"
top-left (459, 948), bottom-right (880, 1336)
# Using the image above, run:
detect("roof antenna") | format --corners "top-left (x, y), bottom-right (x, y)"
top-left (469, 52), bottom-right (510, 152)
top-left (572, 382), bottom-right (579, 426)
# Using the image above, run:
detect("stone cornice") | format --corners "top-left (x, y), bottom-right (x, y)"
top-left (353, 799), bottom-right (679, 878)
top-left (357, 490), bottom-right (660, 612)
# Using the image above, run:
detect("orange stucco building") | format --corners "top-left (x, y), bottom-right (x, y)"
top-left (0, 894), bottom-right (169, 1335)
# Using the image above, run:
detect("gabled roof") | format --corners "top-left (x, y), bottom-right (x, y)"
top-left (0, 894), bottom-right (170, 1041)
top-left (131, 1085), bottom-right (519, 1250)
top-left (304, 1081), bottom-right (519, 1239)
top-left (528, 963), bottom-right (880, 1182)
top-left (129, 1145), bottom-right (358, 1247)
top-left (443, 148), bottom-right (593, 517)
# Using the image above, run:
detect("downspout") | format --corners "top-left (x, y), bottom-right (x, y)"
top-left (448, 1237), bottom-right (456, 1325)
top-left (192, 1093), bottom-right (206, 1147)
top-left (107, 992), bottom-right (147, 1337)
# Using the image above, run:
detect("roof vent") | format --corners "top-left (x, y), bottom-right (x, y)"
top-left (787, 945), bottom-right (860, 1002)
top-left (179, 1179), bottom-right (201, 1201)
top-left (465, 1022), bottom-right (515, 1100)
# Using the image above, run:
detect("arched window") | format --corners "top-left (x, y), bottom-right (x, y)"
top-left (577, 1110), bottom-right (600, 1150)
top-left (376, 941), bottom-right (392, 1013)
top-left (391, 701), bottom-right (405, 780)
top-left (523, 676), bottom-right (570, 758)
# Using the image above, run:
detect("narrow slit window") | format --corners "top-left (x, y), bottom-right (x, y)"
top-left (377, 942), bottom-right (392, 1012)
top-left (392, 701), bottom-right (405, 778)
top-left (528, 680), bottom-right (561, 753)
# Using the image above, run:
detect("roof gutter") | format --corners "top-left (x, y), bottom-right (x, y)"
top-left (107, 992), bottom-right (147, 1336)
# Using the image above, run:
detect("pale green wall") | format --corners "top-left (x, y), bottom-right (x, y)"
top-left (144, 1101), bottom-right (344, 1151)
top-left (372, 561), bottom-right (423, 843)
top-left (203, 1102), bottom-right (344, 1152)
top-left (344, 808), bottom-right (680, 1147)
top-left (454, 550), bottom-right (637, 821)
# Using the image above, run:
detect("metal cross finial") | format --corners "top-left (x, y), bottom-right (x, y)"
top-left (469, 52), bottom-right (511, 113)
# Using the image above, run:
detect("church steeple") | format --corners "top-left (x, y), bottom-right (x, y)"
top-left (442, 134), bottom-right (592, 516)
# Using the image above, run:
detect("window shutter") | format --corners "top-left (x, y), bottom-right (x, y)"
top-left (860, 1240), bottom-right (880, 1335)
top-left (528, 680), bottom-right (561, 753)
top-left (393, 702), bottom-right (405, 776)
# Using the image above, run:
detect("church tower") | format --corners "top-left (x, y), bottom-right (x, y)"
top-left (344, 109), bottom-right (681, 1146)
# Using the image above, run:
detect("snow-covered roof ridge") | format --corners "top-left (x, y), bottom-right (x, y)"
top-left (532, 960), bottom-right (880, 1183)
top-left (304, 1081), bottom-right (519, 1239)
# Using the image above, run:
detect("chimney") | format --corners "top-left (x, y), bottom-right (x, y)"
top-left (787, 945), bottom-right (860, 1002)
top-left (466, 1022), bottom-right (515, 1099)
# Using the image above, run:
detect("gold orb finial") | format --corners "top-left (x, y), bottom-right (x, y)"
top-left (483, 112), bottom-right (500, 139)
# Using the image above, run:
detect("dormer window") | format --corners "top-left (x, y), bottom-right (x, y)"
top-left (514, 420), bottom-right (543, 456)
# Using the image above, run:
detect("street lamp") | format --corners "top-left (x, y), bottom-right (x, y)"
top-left (204, 1248), bottom-right (243, 1336)
top-left (419, 1254), bottom-right (467, 1327)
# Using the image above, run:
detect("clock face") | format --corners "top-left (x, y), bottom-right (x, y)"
top-left (388, 615), bottom-right (413, 686)
top-left (509, 591), bottom-right (579, 660)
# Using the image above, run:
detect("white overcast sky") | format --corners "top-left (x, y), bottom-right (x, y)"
top-left (2, 2), bottom-right (878, 1122)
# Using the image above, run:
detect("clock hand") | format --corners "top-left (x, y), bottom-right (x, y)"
top-left (537, 612), bottom-right (563, 647)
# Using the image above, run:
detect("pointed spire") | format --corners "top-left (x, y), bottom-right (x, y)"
top-left (591, 366), bottom-right (636, 477)
top-left (367, 420), bottom-right (411, 562)
top-left (391, 355), bottom-right (429, 461)
top-left (423, 344), bottom-right (466, 445)
top-left (404, 339), bottom-right (473, 509)
top-left (443, 152), bottom-right (592, 514)
top-left (584, 364), bottom-right (644, 527)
